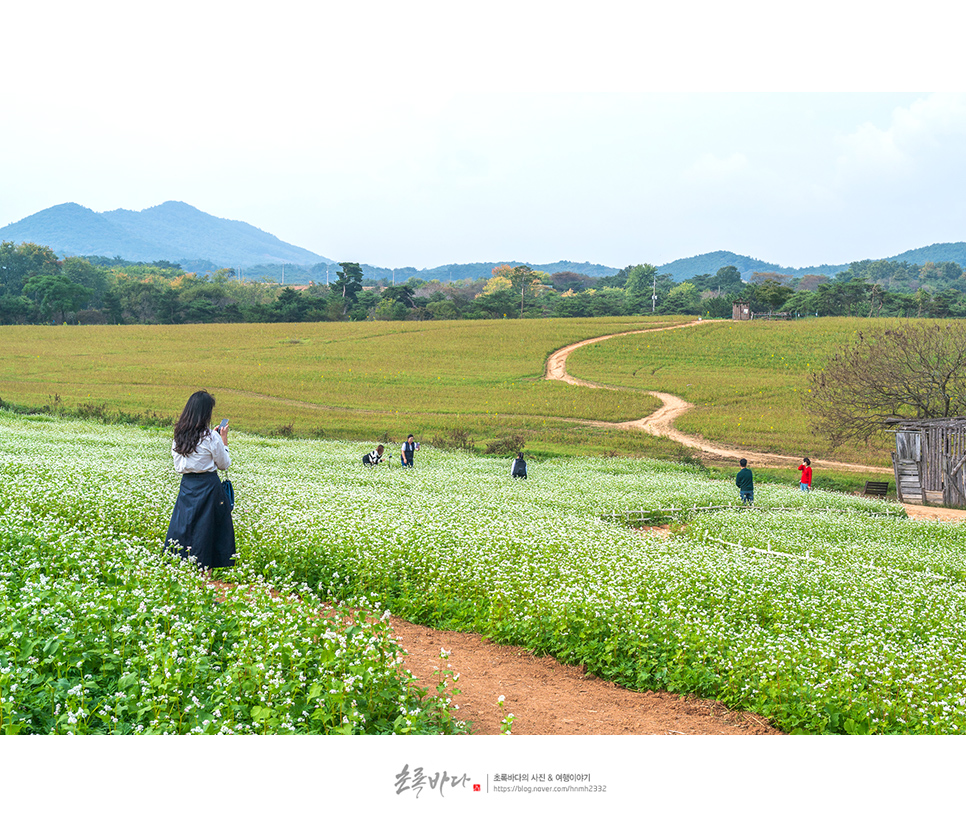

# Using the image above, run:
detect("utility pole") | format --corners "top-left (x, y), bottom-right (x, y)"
top-left (652, 273), bottom-right (657, 314)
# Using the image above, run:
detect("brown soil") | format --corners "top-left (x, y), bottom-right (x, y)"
top-left (389, 616), bottom-right (779, 735)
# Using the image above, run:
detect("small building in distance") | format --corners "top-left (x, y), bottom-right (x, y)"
top-left (731, 302), bottom-right (791, 321)
top-left (732, 302), bottom-right (751, 321)
top-left (889, 417), bottom-right (966, 507)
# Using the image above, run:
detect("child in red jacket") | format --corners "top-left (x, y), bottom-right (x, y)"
top-left (798, 457), bottom-right (812, 492)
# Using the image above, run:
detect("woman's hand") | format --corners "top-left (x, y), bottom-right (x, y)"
top-left (217, 425), bottom-right (229, 446)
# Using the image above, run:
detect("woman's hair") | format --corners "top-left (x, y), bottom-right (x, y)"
top-left (376, 444), bottom-right (385, 453)
top-left (804, 457), bottom-right (811, 465)
top-left (173, 390), bottom-right (215, 456)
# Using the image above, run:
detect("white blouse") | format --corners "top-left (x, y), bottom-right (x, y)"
top-left (172, 430), bottom-right (231, 474)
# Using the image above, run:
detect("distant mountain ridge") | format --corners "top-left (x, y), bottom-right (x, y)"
top-left (657, 244), bottom-right (966, 283)
top-left (359, 260), bottom-right (620, 285)
top-left (4, 201), bottom-right (966, 283)
top-left (0, 201), bottom-right (331, 267)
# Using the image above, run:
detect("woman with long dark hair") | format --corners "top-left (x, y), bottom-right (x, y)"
top-left (165, 390), bottom-right (236, 569)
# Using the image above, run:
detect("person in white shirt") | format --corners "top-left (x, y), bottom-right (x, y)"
top-left (165, 390), bottom-right (236, 570)
top-left (401, 434), bottom-right (419, 467)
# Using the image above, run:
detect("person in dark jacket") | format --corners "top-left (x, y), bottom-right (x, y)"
top-left (736, 458), bottom-right (754, 506)
top-left (511, 452), bottom-right (527, 479)
top-left (401, 435), bottom-right (419, 467)
top-left (165, 390), bottom-right (236, 571)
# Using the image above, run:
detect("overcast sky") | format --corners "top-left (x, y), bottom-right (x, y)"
top-left (3, 2), bottom-right (965, 270)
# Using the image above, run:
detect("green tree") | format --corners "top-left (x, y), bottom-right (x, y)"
top-left (114, 276), bottom-right (180, 323)
top-left (919, 261), bottom-right (965, 290)
top-left (22, 273), bottom-right (92, 323)
top-left (752, 278), bottom-right (794, 312)
top-left (624, 264), bottom-right (658, 307)
top-left (425, 299), bottom-right (460, 319)
top-left (713, 265), bottom-right (744, 292)
top-left (586, 287), bottom-right (629, 317)
top-left (0, 294), bottom-right (36, 325)
top-left (780, 290), bottom-right (816, 317)
top-left (471, 287), bottom-right (517, 318)
top-left (327, 262), bottom-right (364, 319)
top-left (332, 263), bottom-right (364, 302)
top-left (271, 287), bottom-right (309, 322)
top-left (380, 285), bottom-right (416, 308)
top-left (371, 298), bottom-right (405, 320)
top-left (0, 241), bottom-right (60, 295)
top-left (61, 257), bottom-right (109, 307)
top-left (657, 281), bottom-right (700, 315)
top-left (624, 264), bottom-right (673, 314)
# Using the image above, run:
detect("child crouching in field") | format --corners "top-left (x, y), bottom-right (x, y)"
top-left (736, 458), bottom-right (754, 506)
top-left (363, 444), bottom-right (385, 465)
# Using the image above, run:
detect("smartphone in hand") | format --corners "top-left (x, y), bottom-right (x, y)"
top-left (218, 418), bottom-right (229, 430)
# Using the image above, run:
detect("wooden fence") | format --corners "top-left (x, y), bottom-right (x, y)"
top-left (601, 504), bottom-right (903, 526)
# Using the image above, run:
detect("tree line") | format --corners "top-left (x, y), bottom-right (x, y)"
top-left (4, 240), bottom-right (966, 325)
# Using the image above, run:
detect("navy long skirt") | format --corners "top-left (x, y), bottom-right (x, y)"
top-left (165, 471), bottom-right (236, 568)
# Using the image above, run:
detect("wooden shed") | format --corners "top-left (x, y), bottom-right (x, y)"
top-left (732, 302), bottom-right (751, 321)
top-left (889, 417), bottom-right (966, 506)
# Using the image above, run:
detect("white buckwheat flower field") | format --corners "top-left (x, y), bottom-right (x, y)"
top-left (1, 409), bottom-right (964, 734)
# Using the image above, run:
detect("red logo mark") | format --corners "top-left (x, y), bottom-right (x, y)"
top-left (473, 784), bottom-right (481, 792)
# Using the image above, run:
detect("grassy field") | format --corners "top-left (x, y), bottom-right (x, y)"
top-left (566, 317), bottom-right (904, 466)
top-left (0, 315), bottom-right (929, 466)
top-left (0, 317), bottom-right (692, 458)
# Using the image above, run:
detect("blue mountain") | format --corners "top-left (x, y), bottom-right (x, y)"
top-left (0, 201), bottom-right (330, 267)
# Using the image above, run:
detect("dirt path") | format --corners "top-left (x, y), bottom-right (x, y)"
top-left (389, 616), bottom-right (779, 735)
top-left (545, 320), bottom-right (890, 474)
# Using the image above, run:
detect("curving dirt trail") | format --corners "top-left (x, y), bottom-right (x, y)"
top-left (545, 320), bottom-right (889, 473)
top-left (545, 321), bottom-right (966, 521)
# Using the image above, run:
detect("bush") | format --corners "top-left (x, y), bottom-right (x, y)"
top-left (430, 428), bottom-right (474, 452)
top-left (484, 435), bottom-right (526, 456)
